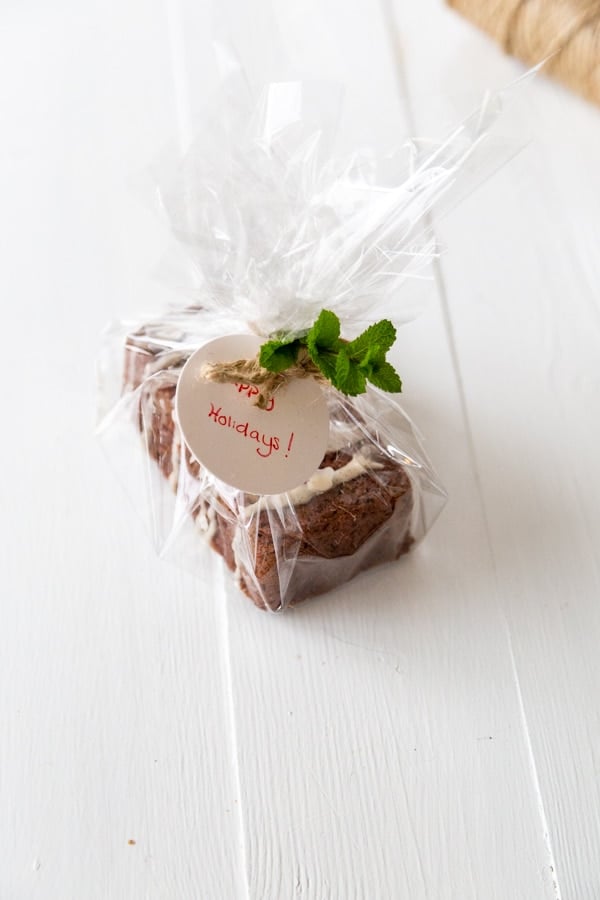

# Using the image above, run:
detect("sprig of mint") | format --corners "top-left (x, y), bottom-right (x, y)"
top-left (259, 309), bottom-right (402, 396)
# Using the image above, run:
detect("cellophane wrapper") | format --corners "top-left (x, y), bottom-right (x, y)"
top-left (97, 79), bottom-right (509, 611)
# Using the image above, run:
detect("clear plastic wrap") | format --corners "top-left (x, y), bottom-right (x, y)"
top-left (97, 79), bottom-right (512, 611)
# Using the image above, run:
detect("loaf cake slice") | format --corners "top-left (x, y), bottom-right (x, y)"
top-left (124, 319), bottom-right (414, 610)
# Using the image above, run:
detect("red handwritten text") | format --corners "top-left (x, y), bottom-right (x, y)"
top-left (234, 383), bottom-right (275, 412)
top-left (208, 403), bottom-right (289, 458)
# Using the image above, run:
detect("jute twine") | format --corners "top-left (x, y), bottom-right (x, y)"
top-left (447, 0), bottom-right (600, 105)
top-left (200, 347), bottom-right (326, 408)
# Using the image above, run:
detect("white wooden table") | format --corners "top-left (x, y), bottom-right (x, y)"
top-left (2, 1), bottom-right (600, 897)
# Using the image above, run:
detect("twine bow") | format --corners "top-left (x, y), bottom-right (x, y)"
top-left (200, 347), bottom-right (327, 408)
top-left (448, 0), bottom-right (600, 106)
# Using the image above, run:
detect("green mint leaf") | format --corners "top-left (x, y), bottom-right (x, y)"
top-left (357, 343), bottom-right (386, 375)
top-left (346, 319), bottom-right (397, 361)
top-left (309, 346), bottom-right (338, 383)
top-left (334, 347), bottom-right (367, 396)
top-left (367, 360), bottom-right (403, 393)
top-left (259, 309), bottom-right (401, 397)
top-left (306, 310), bottom-right (341, 383)
top-left (307, 309), bottom-right (341, 354)
top-left (259, 338), bottom-right (302, 373)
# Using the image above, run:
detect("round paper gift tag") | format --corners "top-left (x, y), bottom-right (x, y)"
top-left (175, 334), bottom-right (330, 495)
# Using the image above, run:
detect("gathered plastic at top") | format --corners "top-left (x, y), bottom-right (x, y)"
top-left (97, 77), bottom-right (510, 611)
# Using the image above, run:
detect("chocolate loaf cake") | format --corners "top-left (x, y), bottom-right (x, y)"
top-left (125, 320), bottom-right (414, 610)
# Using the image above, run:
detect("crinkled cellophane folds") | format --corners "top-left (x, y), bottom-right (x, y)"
top-left (97, 77), bottom-right (511, 610)
top-left (95, 307), bottom-right (444, 611)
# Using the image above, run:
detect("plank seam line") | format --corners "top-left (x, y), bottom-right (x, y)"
top-left (378, 1), bottom-right (564, 896)
top-left (220, 584), bottom-right (252, 900)
top-left (428, 165), bottom-right (566, 900)
top-left (164, 1), bottom-right (250, 896)
top-left (504, 622), bottom-right (564, 900)
top-left (431, 257), bottom-right (568, 898)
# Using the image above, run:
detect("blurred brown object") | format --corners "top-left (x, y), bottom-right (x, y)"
top-left (446, 0), bottom-right (600, 105)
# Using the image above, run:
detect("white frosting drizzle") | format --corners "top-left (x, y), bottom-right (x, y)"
top-left (168, 428), bottom-right (181, 492)
top-left (241, 449), bottom-right (384, 520)
top-left (231, 522), bottom-right (245, 587)
top-left (195, 499), bottom-right (217, 542)
top-left (145, 350), bottom-right (188, 377)
top-left (205, 504), bottom-right (217, 542)
top-left (195, 505), bottom-right (209, 533)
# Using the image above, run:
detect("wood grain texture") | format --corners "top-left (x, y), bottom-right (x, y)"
top-left (386, 1), bottom-right (600, 897)
top-left (0, 3), bottom-right (243, 898)
top-left (215, 0), bottom-right (566, 897)
top-left (1, 0), bottom-right (599, 897)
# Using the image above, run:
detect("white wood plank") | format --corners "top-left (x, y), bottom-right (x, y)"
top-left (211, 0), bottom-right (560, 896)
top-left (387, 2), bottom-right (600, 898)
top-left (4, 0), bottom-right (597, 896)
top-left (0, 3), bottom-right (243, 898)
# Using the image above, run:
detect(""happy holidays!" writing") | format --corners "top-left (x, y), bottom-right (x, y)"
top-left (207, 402), bottom-right (295, 459)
